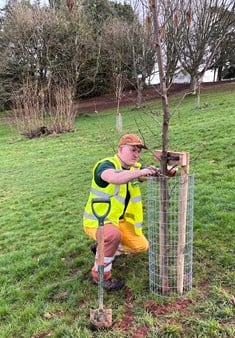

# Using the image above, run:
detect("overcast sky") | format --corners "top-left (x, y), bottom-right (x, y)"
top-left (0, 0), bottom-right (49, 8)
top-left (0, 0), bottom-right (6, 8)
top-left (0, 0), bottom-right (126, 10)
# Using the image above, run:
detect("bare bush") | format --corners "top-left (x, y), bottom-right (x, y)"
top-left (49, 87), bottom-right (75, 134)
top-left (9, 84), bottom-right (75, 139)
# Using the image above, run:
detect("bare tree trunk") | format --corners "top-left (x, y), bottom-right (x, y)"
top-left (150, 0), bottom-right (170, 294)
top-left (136, 77), bottom-right (144, 109)
top-left (217, 65), bottom-right (223, 81)
top-left (196, 80), bottom-right (201, 109)
top-left (190, 74), bottom-right (202, 108)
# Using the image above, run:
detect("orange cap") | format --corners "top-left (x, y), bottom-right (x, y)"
top-left (118, 134), bottom-right (147, 149)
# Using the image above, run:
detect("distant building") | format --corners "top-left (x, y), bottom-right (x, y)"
top-left (149, 69), bottom-right (217, 85)
top-left (173, 71), bottom-right (190, 84)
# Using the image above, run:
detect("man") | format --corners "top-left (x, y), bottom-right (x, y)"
top-left (83, 134), bottom-right (164, 291)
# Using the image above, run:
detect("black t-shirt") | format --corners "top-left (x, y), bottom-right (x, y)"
top-left (94, 160), bottom-right (115, 187)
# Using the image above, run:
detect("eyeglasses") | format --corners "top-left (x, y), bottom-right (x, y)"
top-left (123, 145), bottom-right (142, 154)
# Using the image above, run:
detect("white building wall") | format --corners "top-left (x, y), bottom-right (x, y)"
top-left (149, 69), bottom-right (217, 85)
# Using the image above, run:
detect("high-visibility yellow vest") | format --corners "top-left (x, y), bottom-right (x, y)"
top-left (83, 154), bottom-right (143, 236)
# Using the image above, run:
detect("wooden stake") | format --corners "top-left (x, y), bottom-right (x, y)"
top-left (177, 153), bottom-right (189, 294)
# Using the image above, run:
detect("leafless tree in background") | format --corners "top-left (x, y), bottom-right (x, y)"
top-left (102, 14), bottom-right (155, 109)
top-left (175, 0), bottom-right (235, 107)
top-left (131, 0), bottom-right (234, 107)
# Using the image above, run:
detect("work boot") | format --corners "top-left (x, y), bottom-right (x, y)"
top-left (90, 242), bottom-right (97, 255)
top-left (92, 269), bottom-right (125, 291)
top-left (104, 278), bottom-right (125, 291)
top-left (94, 277), bottom-right (125, 291)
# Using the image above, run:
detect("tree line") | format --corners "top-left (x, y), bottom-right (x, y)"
top-left (0, 0), bottom-right (234, 135)
top-left (0, 0), bottom-right (155, 111)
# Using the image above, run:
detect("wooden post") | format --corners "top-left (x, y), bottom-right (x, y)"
top-left (177, 153), bottom-right (189, 294)
top-left (153, 151), bottom-right (189, 294)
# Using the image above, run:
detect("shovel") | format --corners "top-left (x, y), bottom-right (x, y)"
top-left (90, 198), bottom-right (112, 329)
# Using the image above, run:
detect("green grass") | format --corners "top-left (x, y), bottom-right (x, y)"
top-left (0, 82), bottom-right (235, 337)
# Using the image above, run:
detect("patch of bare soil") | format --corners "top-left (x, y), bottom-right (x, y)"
top-left (73, 80), bottom-right (234, 114)
top-left (113, 285), bottom-right (194, 336)
top-left (113, 286), bottom-right (151, 336)
top-left (144, 298), bottom-right (193, 316)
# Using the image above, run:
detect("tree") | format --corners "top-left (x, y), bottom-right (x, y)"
top-left (131, 14), bottom-right (156, 108)
top-left (147, 0), bottom-right (173, 295)
top-left (81, 0), bottom-right (145, 98)
top-left (150, 0), bottom-right (183, 86)
top-left (0, 1), bottom-right (104, 135)
top-left (175, 0), bottom-right (235, 106)
top-left (0, 1), bottom-right (101, 105)
top-left (101, 6), bottom-right (155, 108)
top-left (0, 0), bottom-right (156, 110)
top-left (121, 0), bottom-right (185, 106)
top-left (212, 29), bottom-right (235, 80)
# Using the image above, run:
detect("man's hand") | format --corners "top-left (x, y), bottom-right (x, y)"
top-left (147, 166), bottom-right (161, 176)
top-left (167, 165), bottom-right (178, 177)
top-left (138, 166), bottom-right (160, 181)
top-left (140, 165), bottom-right (178, 179)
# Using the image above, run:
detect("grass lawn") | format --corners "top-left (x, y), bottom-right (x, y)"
top-left (0, 82), bottom-right (235, 337)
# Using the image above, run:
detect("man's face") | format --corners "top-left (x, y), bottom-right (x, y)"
top-left (118, 145), bottom-right (142, 166)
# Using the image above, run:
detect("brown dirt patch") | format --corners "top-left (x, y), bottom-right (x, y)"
top-left (114, 302), bottom-right (151, 337)
top-left (115, 304), bottom-right (135, 331)
top-left (114, 286), bottom-right (193, 335)
top-left (132, 326), bottom-right (150, 338)
top-left (144, 298), bottom-right (193, 316)
top-left (114, 286), bottom-right (135, 332)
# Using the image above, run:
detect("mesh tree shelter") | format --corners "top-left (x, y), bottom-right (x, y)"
top-left (147, 151), bottom-right (194, 296)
